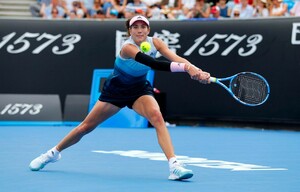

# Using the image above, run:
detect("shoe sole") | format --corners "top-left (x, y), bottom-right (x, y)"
top-left (178, 172), bottom-right (193, 180)
top-left (29, 163), bottom-right (45, 171)
top-left (169, 172), bottom-right (194, 180)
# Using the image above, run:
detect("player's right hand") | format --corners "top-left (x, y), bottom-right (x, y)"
top-left (187, 64), bottom-right (210, 84)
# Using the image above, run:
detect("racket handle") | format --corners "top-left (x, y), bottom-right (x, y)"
top-left (209, 77), bottom-right (217, 83)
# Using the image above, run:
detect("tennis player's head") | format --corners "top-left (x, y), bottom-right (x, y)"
top-left (126, 15), bottom-right (150, 37)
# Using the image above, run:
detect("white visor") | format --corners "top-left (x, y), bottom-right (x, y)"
top-left (129, 15), bottom-right (150, 27)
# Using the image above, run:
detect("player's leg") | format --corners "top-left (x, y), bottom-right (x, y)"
top-left (56, 101), bottom-right (120, 151)
top-left (132, 95), bottom-right (193, 180)
top-left (29, 101), bottom-right (120, 171)
top-left (133, 95), bottom-right (174, 159)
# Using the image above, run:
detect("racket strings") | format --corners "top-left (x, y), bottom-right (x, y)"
top-left (231, 74), bottom-right (268, 104)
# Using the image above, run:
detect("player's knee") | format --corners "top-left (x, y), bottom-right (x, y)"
top-left (148, 108), bottom-right (164, 125)
top-left (76, 122), bottom-right (96, 135)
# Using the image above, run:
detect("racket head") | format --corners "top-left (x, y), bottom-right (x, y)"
top-left (229, 72), bottom-right (270, 106)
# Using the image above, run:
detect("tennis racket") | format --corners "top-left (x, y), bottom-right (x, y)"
top-left (209, 72), bottom-right (270, 106)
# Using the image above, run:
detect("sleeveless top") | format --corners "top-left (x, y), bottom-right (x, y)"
top-left (220, 6), bottom-right (229, 18)
top-left (113, 36), bottom-right (157, 84)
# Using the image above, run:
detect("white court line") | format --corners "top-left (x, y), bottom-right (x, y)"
top-left (92, 150), bottom-right (288, 171)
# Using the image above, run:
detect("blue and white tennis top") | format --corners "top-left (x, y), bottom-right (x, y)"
top-left (113, 36), bottom-right (157, 83)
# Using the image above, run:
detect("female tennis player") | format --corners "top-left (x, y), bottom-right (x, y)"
top-left (29, 15), bottom-right (210, 180)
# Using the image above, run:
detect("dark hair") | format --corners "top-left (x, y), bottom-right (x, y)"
top-left (52, 7), bottom-right (58, 14)
top-left (96, 9), bottom-right (103, 14)
top-left (73, 1), bottom-right (80, 7)
top-left (126, 18), bottom-right (130, 29)
top-left (125, 18), bottom-right (131, 36)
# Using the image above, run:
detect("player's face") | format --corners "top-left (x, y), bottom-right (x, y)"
top-left (129, 21), bottom-right (150, 44)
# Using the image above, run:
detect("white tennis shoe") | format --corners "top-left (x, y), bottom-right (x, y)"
top-left (29, 150), bottom-right (61, 171)
top-left (169, 162), bottom-right (193, 180)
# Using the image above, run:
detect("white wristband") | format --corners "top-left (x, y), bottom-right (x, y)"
top-left (170, 62), bottom-right (186, 72)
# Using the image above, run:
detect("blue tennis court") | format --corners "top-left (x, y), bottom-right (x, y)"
top-left (0, 125), bottom-right (299, 192)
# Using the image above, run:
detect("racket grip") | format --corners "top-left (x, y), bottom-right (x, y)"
top-left (209, 77), bottom-right (217, 83)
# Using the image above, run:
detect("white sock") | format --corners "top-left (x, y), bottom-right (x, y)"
top-left (48, 146), bottom-right (60, 156)
top-left (169, 157), bottom-right (178, 167)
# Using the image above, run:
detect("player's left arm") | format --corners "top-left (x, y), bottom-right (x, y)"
top-left (153, 37), bottom-right (191, 65)
top-left (153, 37), bottom-right (210, 82)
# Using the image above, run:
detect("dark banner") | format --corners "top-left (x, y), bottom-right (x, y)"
top-left (0, 18), bottom-right (300, 124)
top-left (0, 94), bottom-right (62, 121)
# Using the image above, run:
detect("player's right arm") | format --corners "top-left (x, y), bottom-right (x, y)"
top-left (120, 41), bottom-right (209, 83)
top-left (152, 37), bottom-right (210, 83)
top-left (121, 43), bottom-right (171, 71)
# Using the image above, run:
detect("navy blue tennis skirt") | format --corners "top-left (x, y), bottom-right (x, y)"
top-left (99, 73), bottom-right (154, 109)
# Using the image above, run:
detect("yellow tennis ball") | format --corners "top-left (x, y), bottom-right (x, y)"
top-left (140, 42), bottom-right (151, 53)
